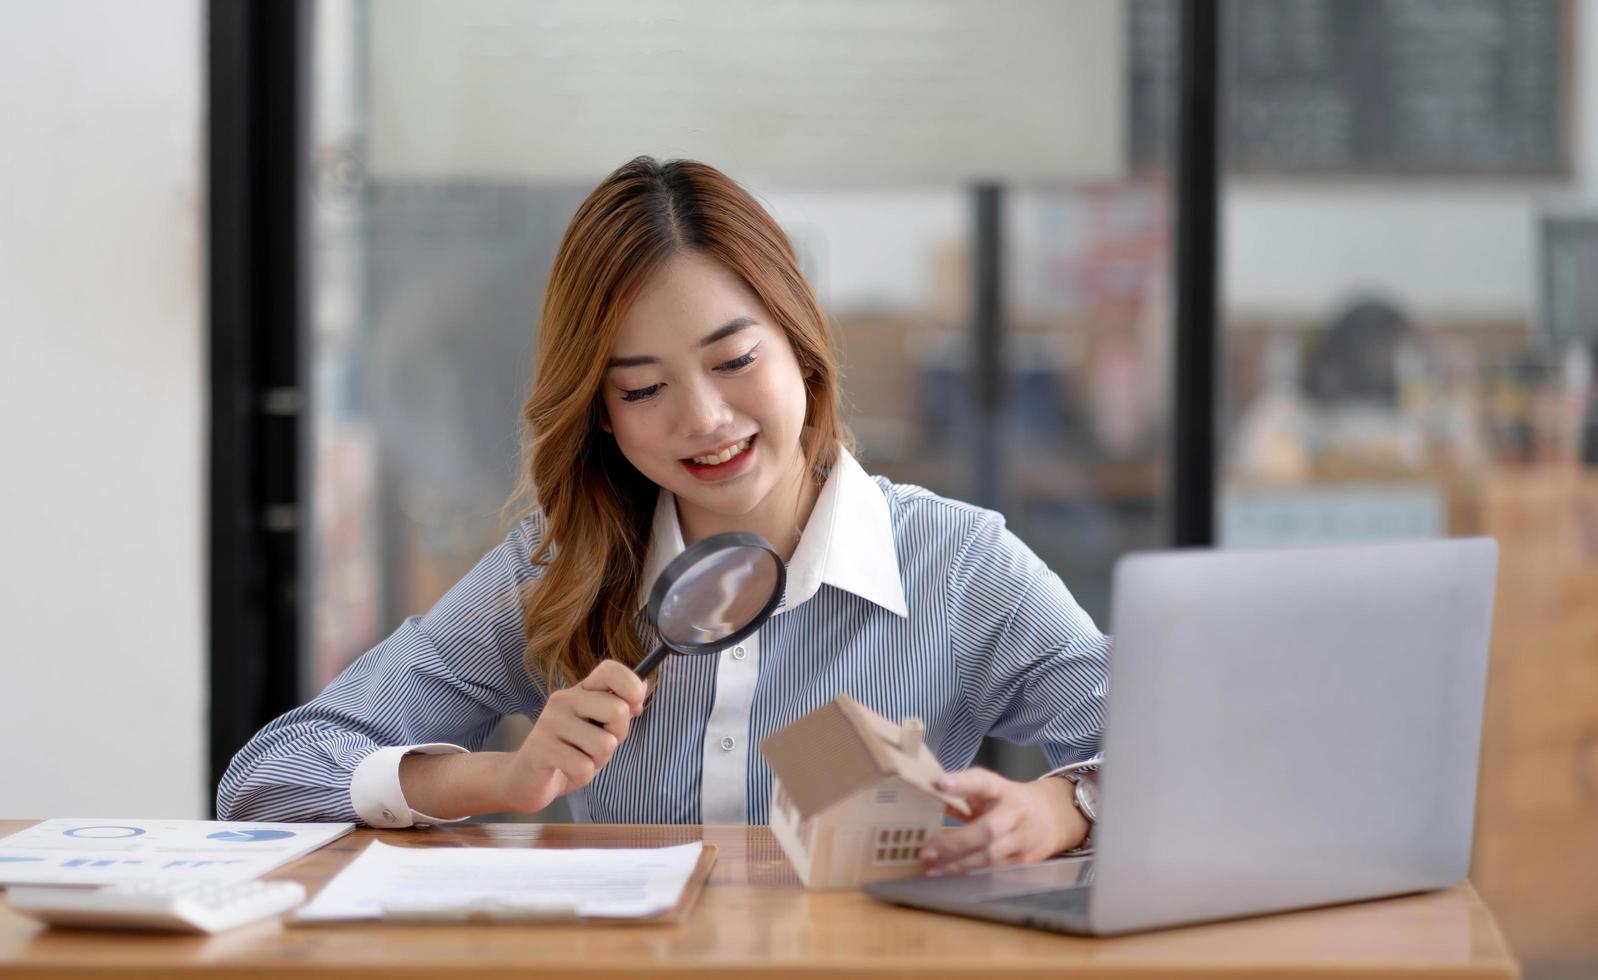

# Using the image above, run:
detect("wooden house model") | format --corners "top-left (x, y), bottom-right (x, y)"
top-left (759, 692), bottom-right (970, 890)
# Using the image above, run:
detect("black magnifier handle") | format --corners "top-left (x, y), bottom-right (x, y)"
top-left (634, 642), bottom-right (670, 679)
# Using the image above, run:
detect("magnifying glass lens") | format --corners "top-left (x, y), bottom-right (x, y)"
top-left (658, 547), bottom-right (781, 646)
top-left (635, 532), bottom-right (786, 678)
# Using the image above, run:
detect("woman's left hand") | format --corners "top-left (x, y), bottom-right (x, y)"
top-left (918, 767), bottom-right (1088, 876)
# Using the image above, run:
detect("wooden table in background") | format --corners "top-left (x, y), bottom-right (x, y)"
top-left (1471, 464), bottom-right (1598, 976)
top-left (0, 821), bottom-right (1518, 979)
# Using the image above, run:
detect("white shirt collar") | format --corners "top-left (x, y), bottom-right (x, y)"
top-left (637, 445), bottom-right (908, 619)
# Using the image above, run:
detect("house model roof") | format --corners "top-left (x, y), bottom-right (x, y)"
top-left (759, 692), bottom-right (971, 819)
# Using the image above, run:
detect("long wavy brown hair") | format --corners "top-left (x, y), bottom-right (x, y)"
top-left (510, 156), bottom-right (854, 692)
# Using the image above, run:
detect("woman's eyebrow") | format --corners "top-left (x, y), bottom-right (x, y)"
top-left (606, 316), bottom-right (757, 369)
top-left (699, 315), bottom-right (756, 347)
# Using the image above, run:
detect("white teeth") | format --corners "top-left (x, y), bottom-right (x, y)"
top-left (691, 437), bottom-right (751, 466)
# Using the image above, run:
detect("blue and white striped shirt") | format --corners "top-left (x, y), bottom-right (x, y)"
top-left (217, 447), bottom-right (1111, 826)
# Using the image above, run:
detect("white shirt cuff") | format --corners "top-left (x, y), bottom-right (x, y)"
top-left (1039, 755), bottom-right (1102, 781)
top-left (351, 743), bottom-right (470, 828)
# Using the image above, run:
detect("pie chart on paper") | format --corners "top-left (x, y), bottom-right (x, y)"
top-left (206, 830), bottom-right (296, 843)
top-left (63, 826), bottom-right (146, 839)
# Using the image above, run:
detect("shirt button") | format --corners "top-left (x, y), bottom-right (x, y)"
top-left (719, 736), bottom-right (736, 751)
top-left (731, 646), bottom-right (747, 661)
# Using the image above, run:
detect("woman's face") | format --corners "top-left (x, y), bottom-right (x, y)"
top-left (601, 251), bottom-right (811, 522)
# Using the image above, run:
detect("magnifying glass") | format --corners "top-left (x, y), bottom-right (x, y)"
top-left (633, 531), bottom-right (786, 678)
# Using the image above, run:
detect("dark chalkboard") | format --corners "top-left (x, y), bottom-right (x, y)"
top-left (1542, 215), bottom-right (1598, 351)
top-left (1131, 0), bottom-right (1570, 177)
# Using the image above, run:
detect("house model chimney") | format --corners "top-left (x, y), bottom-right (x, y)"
top-left (899, 716), bottom-right (924, 754)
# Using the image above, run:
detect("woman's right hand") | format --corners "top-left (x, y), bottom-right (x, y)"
top-left (497, 659), bottom-right (648, 813)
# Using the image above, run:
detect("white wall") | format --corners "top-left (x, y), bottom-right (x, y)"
top-left (366, 0), bottom-right (1125, 184)
top-left (0, 1), bottom-right (205, 817)
top-left (1223, 1), bottom-right (1598, 323)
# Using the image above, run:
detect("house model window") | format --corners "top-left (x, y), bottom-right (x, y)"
top-left (758, 692), bottom-right (971, 890)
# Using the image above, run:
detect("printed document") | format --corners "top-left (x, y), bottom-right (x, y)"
top-left (293, 840), bottom-right (706, 922)
top-left (0, 819), bottom-right (353, 886)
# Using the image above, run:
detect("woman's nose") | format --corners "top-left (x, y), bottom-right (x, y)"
top-left (677, 378), bottom-right (733, 437)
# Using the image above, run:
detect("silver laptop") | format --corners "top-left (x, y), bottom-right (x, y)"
top-left (865, 538), bottom-right (1498, 936)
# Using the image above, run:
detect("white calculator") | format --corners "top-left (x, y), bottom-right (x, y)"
top-left (5, 879), bottom-right (307, 934)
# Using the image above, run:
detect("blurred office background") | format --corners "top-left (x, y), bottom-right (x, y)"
top-left (2, 2), bottom-right (1596, 975)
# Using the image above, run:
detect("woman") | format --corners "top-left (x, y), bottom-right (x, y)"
top-left (219, 156), bottom-right (1110, 875)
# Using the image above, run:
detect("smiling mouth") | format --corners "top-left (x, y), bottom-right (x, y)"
top-left (683, 435), bottom-right (755, 467)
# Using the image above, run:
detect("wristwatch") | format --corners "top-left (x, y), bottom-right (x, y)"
top-left (1061, 770), bottom-right (1099, 824)
top-left (1040, 763), bottom-right (1099, 852)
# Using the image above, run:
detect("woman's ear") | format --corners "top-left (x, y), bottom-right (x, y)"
top-left (599, 411), bottom-right (613, 434)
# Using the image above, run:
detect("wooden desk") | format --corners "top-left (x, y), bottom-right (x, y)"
top-left (0, 821), bottom-right (1519, 979)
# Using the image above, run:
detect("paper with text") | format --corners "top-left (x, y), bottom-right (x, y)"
top-left (293, 840), bottom-right (706, 922)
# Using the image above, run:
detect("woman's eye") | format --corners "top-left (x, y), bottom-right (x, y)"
top-left (717, 348), bottom-right (759, 372)
top-left (620, 383), bottom-right (663, 403)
